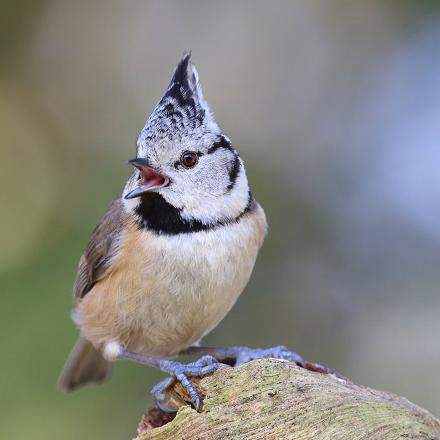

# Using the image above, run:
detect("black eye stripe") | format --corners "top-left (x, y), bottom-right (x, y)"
top-left (207, 135), bottom-right (235, 154)
top-left (227, 155), bottom-right (241, 192)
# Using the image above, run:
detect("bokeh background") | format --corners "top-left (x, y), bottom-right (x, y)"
top-left (1, 1), bottom-right (440, 438)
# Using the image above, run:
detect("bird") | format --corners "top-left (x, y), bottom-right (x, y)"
top-left (58, 52), bottom-right (304, 412)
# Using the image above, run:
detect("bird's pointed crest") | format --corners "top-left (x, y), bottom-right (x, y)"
top-left (167, 51), bottom-right (194, 89)
top-left (137, 52), bottom-right (219, 151)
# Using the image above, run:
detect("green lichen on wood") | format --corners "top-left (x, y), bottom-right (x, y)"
top-left (137, 359), bottom-right (440, 440)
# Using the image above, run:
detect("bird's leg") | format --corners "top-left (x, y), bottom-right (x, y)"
top-left (117, 348), bottom-right (222, 412)
top-left (180, 345), bottom-right (306, 368)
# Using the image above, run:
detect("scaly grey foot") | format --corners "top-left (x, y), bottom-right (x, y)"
top-left (233, 345), bottom-right (305, 367)
top-left (154, 355), bottom-right (222, 412)
top-left (117, 348), bottom-right (223, 413)
top-left (181, 345), bottom-right (306, 368)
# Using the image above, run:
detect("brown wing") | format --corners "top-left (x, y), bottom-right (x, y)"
top-left (73, 197), bottom-right (125, 302)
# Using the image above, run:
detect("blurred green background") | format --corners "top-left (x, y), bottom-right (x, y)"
top-left (1, 1), bottom-right (440, 438)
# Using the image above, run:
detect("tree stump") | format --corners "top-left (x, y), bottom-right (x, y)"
top-left (135, 359), bottom-right (440, 440)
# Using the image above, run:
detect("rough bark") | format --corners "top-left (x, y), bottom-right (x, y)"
top-left (135, 359), bottom-right (440, 440)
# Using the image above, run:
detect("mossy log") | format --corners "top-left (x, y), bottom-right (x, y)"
top-left (135, 359), bottom-right (440, 440)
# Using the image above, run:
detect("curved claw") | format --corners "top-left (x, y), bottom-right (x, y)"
top-left (151, 377), bottom-right (176, 414)
top-left (155, 355), bottom-right (222, 412)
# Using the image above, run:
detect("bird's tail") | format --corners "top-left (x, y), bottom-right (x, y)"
top-left (57, 337), bottom-right (112, 391)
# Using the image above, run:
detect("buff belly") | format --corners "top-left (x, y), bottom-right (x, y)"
top-left (75, 209), bottom-right (266, 358)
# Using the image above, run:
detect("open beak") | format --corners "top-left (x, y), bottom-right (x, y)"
top-left (125, 158), bottom-right (170, 199)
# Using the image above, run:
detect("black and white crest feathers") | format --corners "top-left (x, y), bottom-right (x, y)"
top-left (137, 53), bottom-right (219, 154)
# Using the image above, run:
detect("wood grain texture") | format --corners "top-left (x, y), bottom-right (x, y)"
top-left (135, 359), bottom-right (440, 440)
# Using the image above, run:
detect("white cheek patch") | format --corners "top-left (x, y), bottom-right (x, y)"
top-left (176, 163), bottom-right (250, 224)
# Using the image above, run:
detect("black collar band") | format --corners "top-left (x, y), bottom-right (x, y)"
top-left (135, 192), bottom-right (255, 235)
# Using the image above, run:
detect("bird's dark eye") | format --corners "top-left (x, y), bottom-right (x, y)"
top-left (180, 151), bottom-right (198, 169)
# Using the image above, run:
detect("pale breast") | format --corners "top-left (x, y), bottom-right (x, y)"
top-left (76, 205), bottom-right (266, 358)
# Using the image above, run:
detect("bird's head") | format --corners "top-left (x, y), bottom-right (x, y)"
top-left (123, 53), bottom-right (252, 234)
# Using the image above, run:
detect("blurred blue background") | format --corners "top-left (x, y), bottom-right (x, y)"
top-left (1, 1), bottom-right (440, 438)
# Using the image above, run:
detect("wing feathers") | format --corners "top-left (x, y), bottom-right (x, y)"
top-left (73, 197), bottom-right (125, 300)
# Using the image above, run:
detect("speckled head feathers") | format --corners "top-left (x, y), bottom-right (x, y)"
top-left (137, 52), bottom-right (220, 156)
top-left (123, 53), bottom-right (253, 233)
